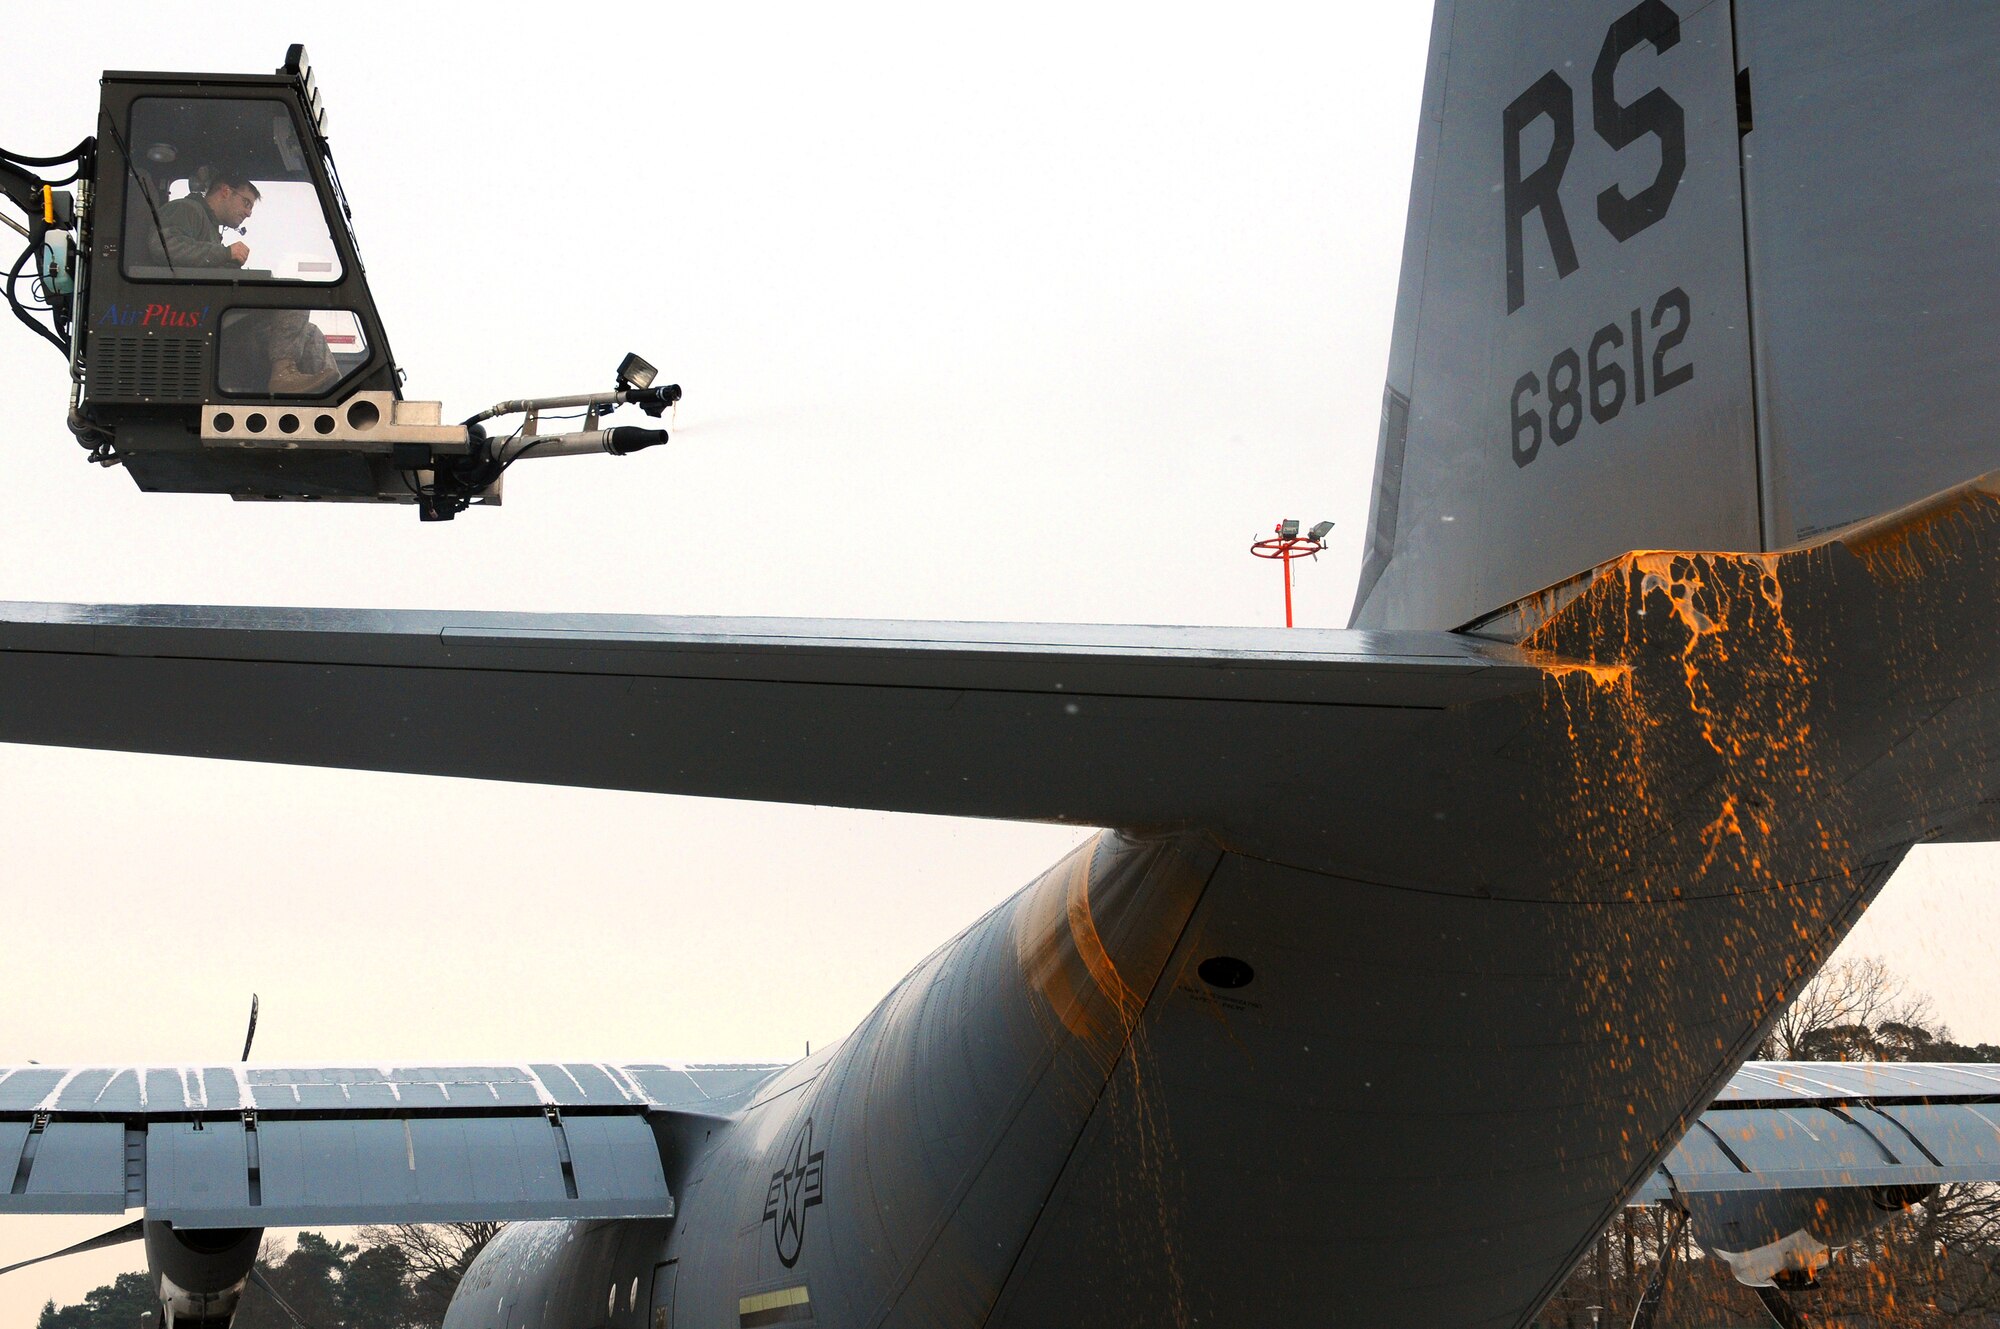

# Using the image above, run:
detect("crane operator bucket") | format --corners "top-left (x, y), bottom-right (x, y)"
top-left (0, 46), bottom-right (679, 519)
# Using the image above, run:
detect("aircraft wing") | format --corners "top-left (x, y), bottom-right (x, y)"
top-left (0, 1061), bottom-right (780, 1227)
top-left (1634, 1061), bottom-right (2000, 1202)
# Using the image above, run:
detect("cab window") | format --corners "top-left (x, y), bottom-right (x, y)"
top-left (122, 97), bottom-right (343, 283)
top-left (216, 308), bottom-right (370, 398)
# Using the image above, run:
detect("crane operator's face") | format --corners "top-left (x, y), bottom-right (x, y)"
top-left (208, 183), bottom-right (257, 230)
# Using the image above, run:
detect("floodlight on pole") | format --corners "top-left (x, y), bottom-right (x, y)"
top-left (1248, 517), bottom-right (1331, 627)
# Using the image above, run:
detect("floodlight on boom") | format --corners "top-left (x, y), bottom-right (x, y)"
top-left (616, 352), bottom-right (658, 392)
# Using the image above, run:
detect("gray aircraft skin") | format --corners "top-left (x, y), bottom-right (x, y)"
top-left (8, 4), bottom-right (2000, 1327)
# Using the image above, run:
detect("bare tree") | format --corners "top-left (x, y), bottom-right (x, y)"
top-left (1758, 955), bottom-right (1944, 1061)
top-left (352, 1224), bottom-right (499, 1286)
top-left (354, 1223), bottom-right (501, 1327)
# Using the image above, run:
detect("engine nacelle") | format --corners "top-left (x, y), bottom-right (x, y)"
top-left (1686, 1184), bottom-right (1934, 1287)
top-left (144, 1221), bottom-right (262, 1327)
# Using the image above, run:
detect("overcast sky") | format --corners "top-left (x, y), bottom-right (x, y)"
top-left (0, 3), bottom-right (1993, 1320)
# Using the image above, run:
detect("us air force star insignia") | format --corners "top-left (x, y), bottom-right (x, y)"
top-left (761, 1118), bottom-right (825, 1268)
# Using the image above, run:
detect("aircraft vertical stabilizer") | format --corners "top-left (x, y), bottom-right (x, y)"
top-left (1353, 1), bottom-right (2000, 631)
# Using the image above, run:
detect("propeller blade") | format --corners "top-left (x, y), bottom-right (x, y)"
top-left (1754, 1286), bottom-right (1810, 1329)
top-left (241, 993), bottom-right (259, 1062)
top-left (250, 1264), bottom-right (315, 1329)
top-left (0, 1218), bottom-right (145, 1277)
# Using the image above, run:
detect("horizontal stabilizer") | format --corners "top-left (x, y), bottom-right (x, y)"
top-left (0, 605), bottom-right (1537, 837)
top-left (6, 470), bottom-right (2000, 886)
